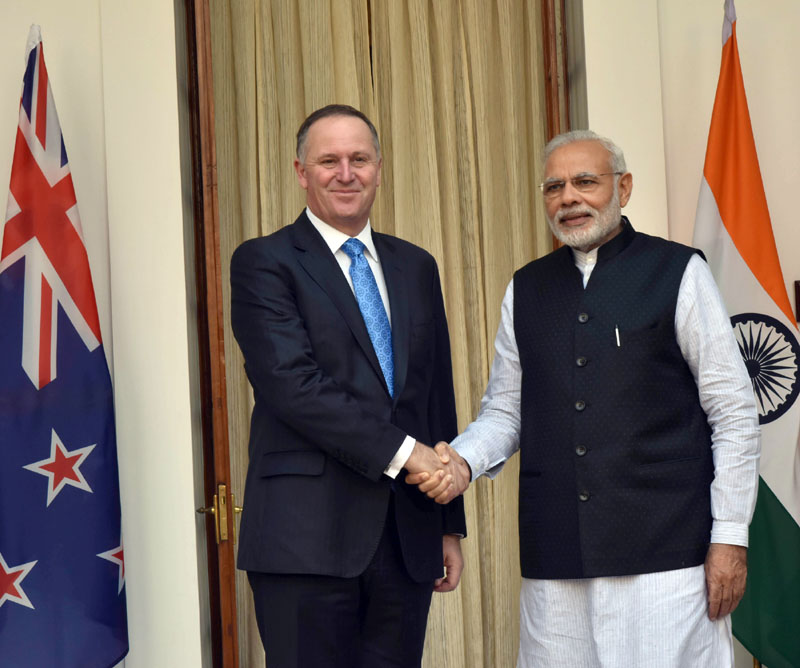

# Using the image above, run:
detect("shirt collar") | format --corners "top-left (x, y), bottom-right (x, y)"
top-left (305, 207), bottom-right (379, 262)
top-left (572, 246), bottom-right (598, 269)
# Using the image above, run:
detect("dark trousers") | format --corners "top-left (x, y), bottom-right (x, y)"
top-left (248, 502), bottom-right (435, 668)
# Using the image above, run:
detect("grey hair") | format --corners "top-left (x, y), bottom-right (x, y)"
top-left (296, 104), bottom-right (381, 163)
top-left (543, 130), bottom-right (627, 173)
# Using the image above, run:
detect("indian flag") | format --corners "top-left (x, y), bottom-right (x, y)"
top-left (692, 2), bottom-right (800, 666)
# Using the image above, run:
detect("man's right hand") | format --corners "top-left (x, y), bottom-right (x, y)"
top-left (405, 441), bottom-right (470, 504)
top-left (705, 543), bottom-right (748, 620)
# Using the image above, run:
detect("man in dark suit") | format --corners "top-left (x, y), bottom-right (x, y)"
top-left (230, 104), bottom-right (466, 668)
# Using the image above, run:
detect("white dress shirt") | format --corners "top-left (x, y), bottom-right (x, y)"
top-left (305, 208), bottom-right (415, 477)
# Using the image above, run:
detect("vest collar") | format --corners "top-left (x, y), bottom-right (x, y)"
top-left (595, 216), bottom-right (635, 263)
top-left (565, 216), bottom-right (635, 264)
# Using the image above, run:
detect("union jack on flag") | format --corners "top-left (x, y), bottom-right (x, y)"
top-left (0, 26), bottom-right (128, 666)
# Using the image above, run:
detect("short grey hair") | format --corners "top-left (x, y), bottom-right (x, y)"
top-left (296, 104), bottom-right (381, 164)
top-left (543, 130), bottom-right (627, 174)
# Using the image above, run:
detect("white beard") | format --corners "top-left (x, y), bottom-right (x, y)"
top-left (547, 187), bottom-right (622, 251)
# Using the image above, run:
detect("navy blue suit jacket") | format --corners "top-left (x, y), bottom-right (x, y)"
top-left (231, 211), bottom-right (465, 582)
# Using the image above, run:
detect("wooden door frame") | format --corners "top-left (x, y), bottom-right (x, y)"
top-left (182, 1), bottom-right (571, 666)
top-left (542, 0), bottom-right (572, 250)
top-left (183, 0), bottom-right (239, 666)
top-left (542, 0), bottom-right (571, 140)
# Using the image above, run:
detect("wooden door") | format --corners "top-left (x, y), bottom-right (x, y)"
top-left (184, 0), bottom-right (240, 665)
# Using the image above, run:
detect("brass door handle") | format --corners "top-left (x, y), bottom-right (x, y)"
top-left (196, 485), bottom-right (243, 544)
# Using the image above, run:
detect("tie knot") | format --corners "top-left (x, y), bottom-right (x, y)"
top-left (341, 238), bottom-right (366, 260)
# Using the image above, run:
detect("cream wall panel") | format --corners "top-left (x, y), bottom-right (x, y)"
top-left (100, 1), bottom-right (204, 666)
top-left (582, 0), bottom-right (669, 238)
top-left (583, 0), bottom-right (798, 324)
top-left (658, 0), bottom-right (799, 315)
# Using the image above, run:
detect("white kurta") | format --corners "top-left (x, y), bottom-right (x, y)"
top-left (453, 249), bottom-right (760, 667)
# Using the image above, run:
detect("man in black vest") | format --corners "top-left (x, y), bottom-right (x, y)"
top-left (410, 131), bottom-right (760, 666)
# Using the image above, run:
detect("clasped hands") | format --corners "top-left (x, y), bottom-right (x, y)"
top-left (404, 441), bottom-right (470, 504)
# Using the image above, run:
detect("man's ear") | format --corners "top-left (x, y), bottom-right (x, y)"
top-left (294, 158), bottom-right (308, 189)
top-left (618, 172), bottom-right (633, 207)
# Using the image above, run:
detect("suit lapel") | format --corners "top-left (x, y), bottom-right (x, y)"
top-left (375, 233), bottom-right (409, 402)
top-left (290, 214), bottom-right (389, 394)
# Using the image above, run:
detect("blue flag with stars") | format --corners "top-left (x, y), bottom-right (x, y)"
top-left (0, 26), bottom-right (128, 666)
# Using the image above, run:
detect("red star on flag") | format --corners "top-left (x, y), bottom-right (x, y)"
top-left (0, 552), bottom-right (37, 609)
top-left (23, 429), bottom-right (95, 506)
top-left (97, 541), bottom-right (125, 594)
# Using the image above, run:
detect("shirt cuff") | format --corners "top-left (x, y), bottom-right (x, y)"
top-left (384, 435), bottom-right (416, 478)
top-left (710, 520), bottom-right (749, 547)
top-left (453, 443), bottom-right (505, 481)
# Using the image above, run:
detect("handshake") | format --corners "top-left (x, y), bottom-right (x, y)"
top-left (404, 441), bottom-right (471, 504)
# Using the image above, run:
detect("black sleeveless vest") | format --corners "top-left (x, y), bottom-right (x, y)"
top-left (513, 220), bottom-right (714, 579)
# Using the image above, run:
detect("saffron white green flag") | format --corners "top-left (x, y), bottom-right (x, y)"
top-left (692, 2), bottom-right (800, 666)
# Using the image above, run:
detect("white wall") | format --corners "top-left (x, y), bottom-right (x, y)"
top-left (583, 1), bottom-right (800, 666)
top-left (100, 1), bottom-right (207, 666)
top-left (0, 2), bottom-right (206, 666)
top-left (583, 0), bottom-right (798, 318)
top-left (583, 0), bottom-right (670, 239)
top-left (658, 0), bottom-right (799, 311)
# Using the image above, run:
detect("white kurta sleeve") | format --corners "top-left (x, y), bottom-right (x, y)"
top-left (675, 254), bottom-right (761, 547)
top-left (452, 280), bottom-right (522, 479)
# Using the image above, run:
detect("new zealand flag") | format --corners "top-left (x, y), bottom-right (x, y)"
top-left (0, 26), bottom-right (128, 666)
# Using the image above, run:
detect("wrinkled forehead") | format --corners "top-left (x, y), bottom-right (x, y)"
top-left (544, 140), bottom-right (613, 178)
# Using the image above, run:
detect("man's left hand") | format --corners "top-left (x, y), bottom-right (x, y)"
top-left (705, 543), bottom-right (747, 620)
top-left (434, 534), bottom-right (464, 592)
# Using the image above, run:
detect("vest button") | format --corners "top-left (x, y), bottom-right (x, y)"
top-left (576, 356), bottom-right (587, 367)
top-left (575, 445), bottom-right (587, 456)
top-left (578, 313), bottom-right (589, 323)
top-left (574, 400), bottom-right (586, 411)
top-left (579, 491), bottom-right (590, 502)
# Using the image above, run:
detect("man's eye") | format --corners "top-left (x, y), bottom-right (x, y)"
top-left (544, 182), bottom-right (564, 194)
top-left (352, 157), bottom-right (368, 166)
top-left (576, 178), bottom-right (597, 187)
top-left (319, 159), bottom-right (337, 168)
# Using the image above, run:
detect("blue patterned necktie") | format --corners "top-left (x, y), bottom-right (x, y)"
top-left (341, 238), bottom-right (394, 396)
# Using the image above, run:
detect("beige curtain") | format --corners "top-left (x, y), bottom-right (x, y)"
top-left (210, 1), bottom-right (553, 665)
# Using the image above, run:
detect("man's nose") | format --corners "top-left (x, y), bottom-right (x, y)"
top-left (559, 180), bottom-right (582, 205)
top-left (336, 159), bottom-right (354, 182)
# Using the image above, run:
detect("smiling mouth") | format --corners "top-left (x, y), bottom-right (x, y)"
top-left (559, 212), bottom-right (594, 227)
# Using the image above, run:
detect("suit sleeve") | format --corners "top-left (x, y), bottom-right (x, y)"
top-left (230, 239), bottom-right (407, 481)
top-left (425, 263), bottom-right (467, 537)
